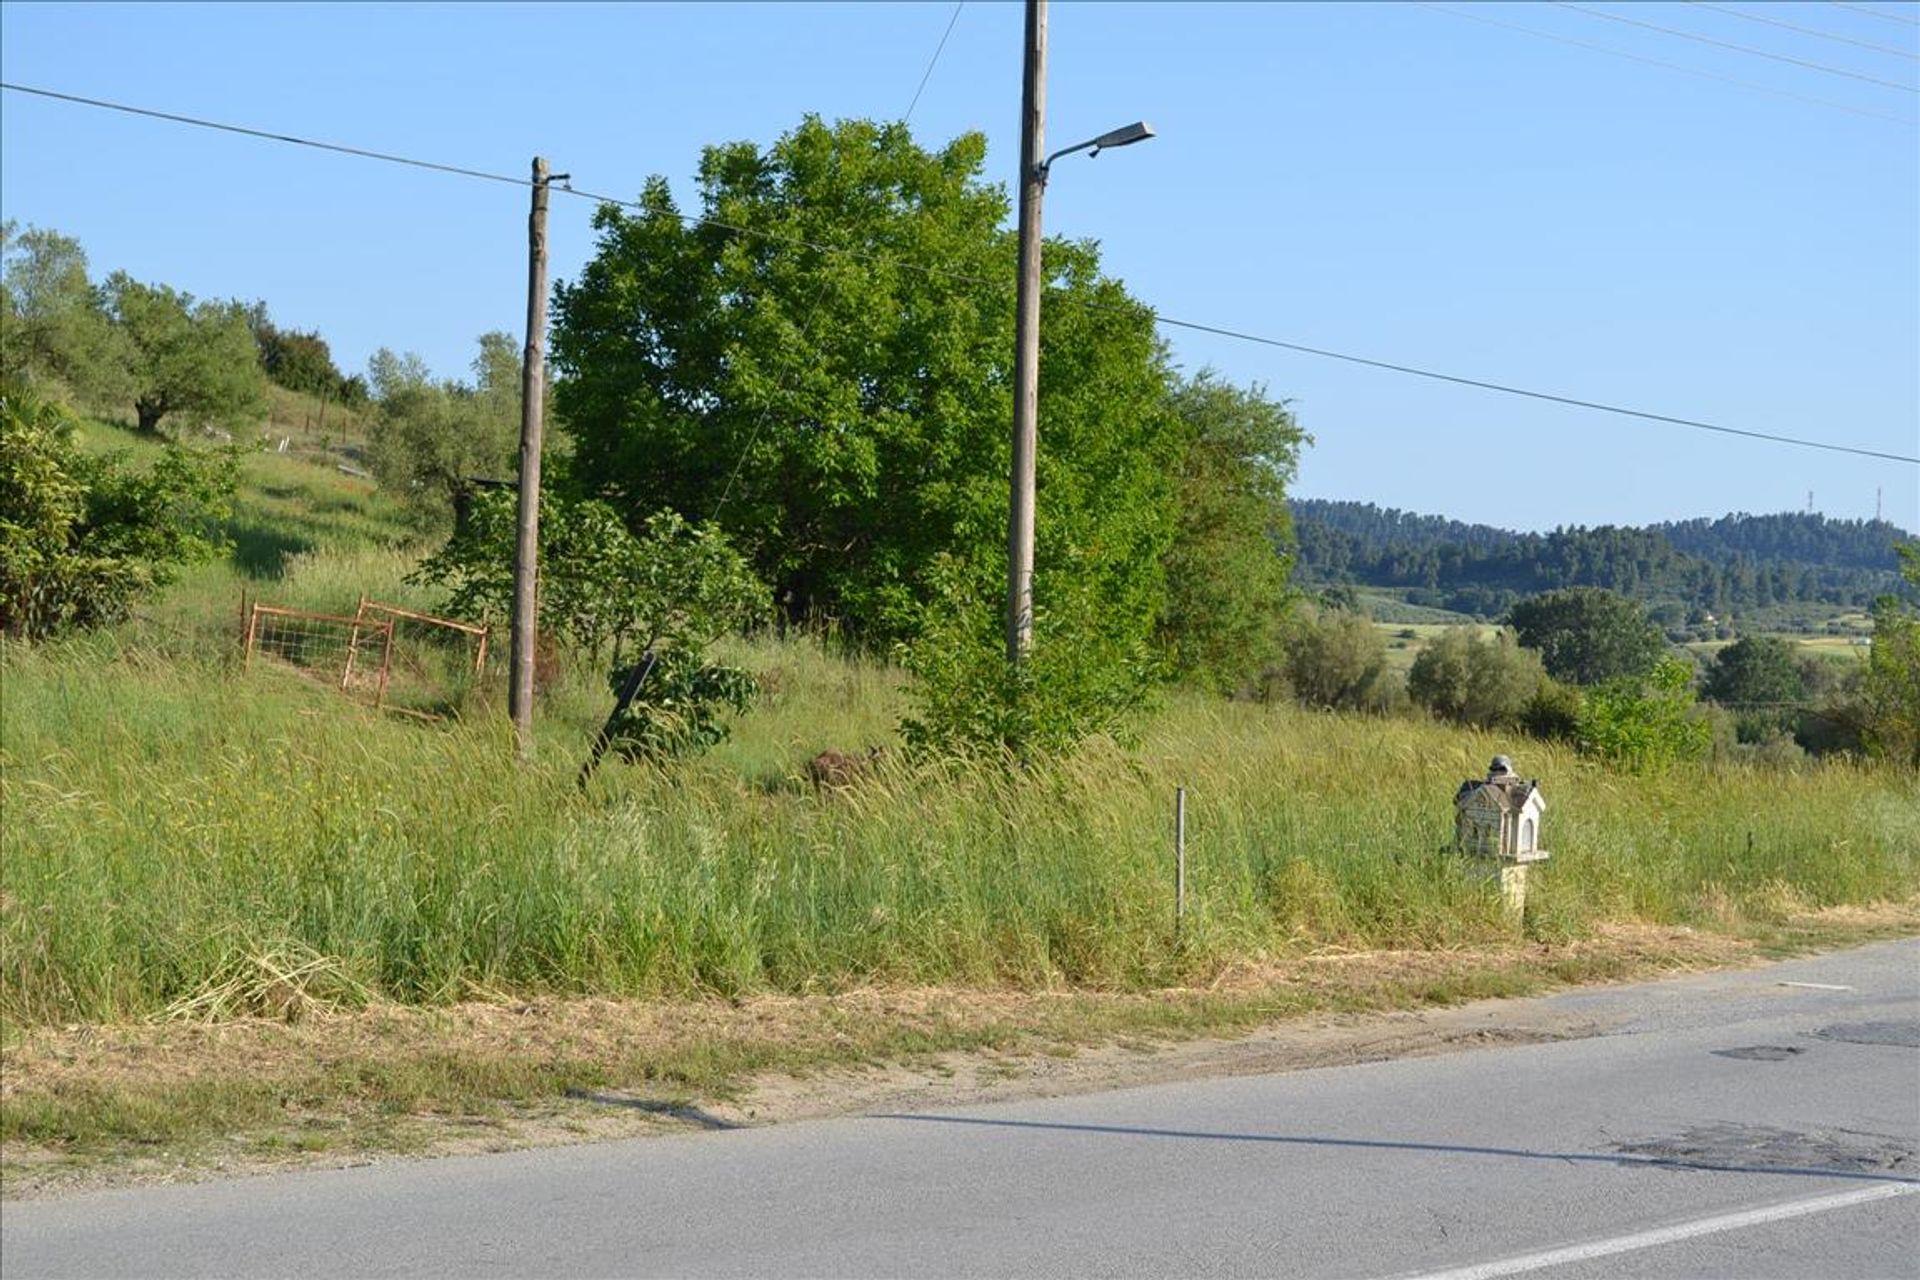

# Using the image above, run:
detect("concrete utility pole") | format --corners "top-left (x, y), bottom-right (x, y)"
top-left (1007, 0), bottom-right (1047, 663)
top-left (510, 156), bottom-right (553, 759)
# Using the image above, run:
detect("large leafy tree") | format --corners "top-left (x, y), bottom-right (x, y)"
top-left (103, 274), bottom-right (266, 437)
top-left (1156, 370), bottom-right (1306, 692)
top-left (0, 223), bottom-right (130, 405)
top-left (551, 115), bottom-right (1180, 649)
top-left (1703, 633), bottom-right (1809, 742)
top-left (1508, 587), bottom-right (1666, 685)
top-left (1703, 636), bottom-right (1804, 708)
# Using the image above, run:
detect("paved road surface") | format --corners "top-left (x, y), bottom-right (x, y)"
top-left (6, 940), bottom-right (1917, 1279)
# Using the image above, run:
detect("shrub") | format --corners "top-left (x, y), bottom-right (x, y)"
top-left (1851, 558), bottom-right (1920, 767)
top-left (415, 489), bottom-right (768, 762)
top-left (1, 383), bottom-right (235, 637)
top-left (603, 651), bottom-right (759, 762)
top-left (901, 559), bottom-right (1160, 759)
top-left (1271, 606), bottom-right (1400, 713)
top-left (1406, 627), bottom-right (1545, 727)
top-left (1574, 656), bottom-right (1712, 773)
top-left (1519, 677), bottom-right (1583, 741)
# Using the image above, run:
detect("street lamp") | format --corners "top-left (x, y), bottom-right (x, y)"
top-left (1038, 121), bottom-right (1157, 184)
top-left (1005, 8), bottom-right (1156, 665)
top-left (1005, 0), bottom-right (1155, 667)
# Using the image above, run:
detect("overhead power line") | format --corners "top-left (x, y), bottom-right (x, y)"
top-left (713, 0), bottom-right (966, 512)
top-left (1831, 1), bottom-right (1920, 28)
top-left (1417, 3), bottom-right (1919, 125)
top-left (1555, 2), bottom-right (1920, 91)
top-left (3, 79), bottom-right (1915, 468)
top-left (0, 82), bottom-right (529, 189)
top-left (1687, 2), bottom-right (1919, 61)
top-left (1139, 315), bottom-right (1920, 466)
top-left (904, 3), bottom-right (967, 122)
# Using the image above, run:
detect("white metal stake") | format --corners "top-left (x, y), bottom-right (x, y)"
top-left (1175, 786), bottom-right (1187, 935)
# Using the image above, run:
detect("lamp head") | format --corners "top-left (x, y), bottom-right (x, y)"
top-left (1089, 121), bottom-right (1155, 156)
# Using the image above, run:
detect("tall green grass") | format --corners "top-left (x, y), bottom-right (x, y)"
top-left (4, 631), bottom-right (1915, 1027)
top-left (6, 418), bottom-right (1916, 1027)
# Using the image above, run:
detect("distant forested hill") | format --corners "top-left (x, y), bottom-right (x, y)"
top-left (1291, 500), bottom-right (1914, 623)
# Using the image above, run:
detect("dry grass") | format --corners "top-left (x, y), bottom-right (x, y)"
top-left (6, 904), bottom-right (1913, 1197)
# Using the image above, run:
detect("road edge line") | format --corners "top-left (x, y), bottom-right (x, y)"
top-left (1399, 1182), bottom-right (1920, 1280)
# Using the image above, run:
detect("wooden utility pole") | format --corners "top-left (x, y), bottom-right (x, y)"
top-left (510, 156), bottom-right (552, 759)
top-left (1007, 0), bottom-right (1046, 663)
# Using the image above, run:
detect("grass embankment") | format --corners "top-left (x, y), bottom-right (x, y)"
top-left (8, 636), bottom-right (1917, 1029)
top-left (3, 415), bottom-right (1917, 1181)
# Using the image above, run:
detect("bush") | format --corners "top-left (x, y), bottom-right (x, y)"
top-left (1519, 677), bottom-right (1583, 741)
top-left (1406, 627), bottom-right (1545, 727)
top-left (1574, 656), bottom-right (1712, 773)
top-left (414, 489), bottom-right (768, 763)
top-left (1270, 606), bottom-right (1400, 713)
top-left (1730, 731), bottom-right (1809, 771)
top-left (603, 651), bottom-right (759, 762)
top-left (902, 560), bottom-right (1160, 759)
top-left (1849, 544), bottom-right (1920, 768)
top-left (1, 383), bottom-right (236, 637)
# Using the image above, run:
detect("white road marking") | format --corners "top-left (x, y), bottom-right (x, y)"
top-left (1777, 981), bottom-right (1854, 991)
top-left (1401, 1182), bottom-right (1920, 1280)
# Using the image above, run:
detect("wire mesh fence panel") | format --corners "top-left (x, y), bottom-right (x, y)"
top-left (351, 599), bottom-right (490, 720)
top-left (244, 606), bottom-right (369, 691)
top-left (241, 599), bottom-right (490, 720)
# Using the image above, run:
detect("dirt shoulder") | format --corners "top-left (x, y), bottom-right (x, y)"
top-left (5, 908), bottom-right (1915, 1200)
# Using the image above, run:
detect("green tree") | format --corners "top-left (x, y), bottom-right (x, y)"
top-left (413, 489), bottom-right (767, 759)
top-left (0, 223), bottom-right (130, 404)
top-left (1407, 627), bottom-right (1546, 727)
top-left (1852, 543), bottom-right (1920, 767)
top-left (1156, 370), bottom-right (1307, 692)
top-left (1508, 587), bottom-right (1665, 685)
top-left (1574, 656), bottom-right (1711, 773)
top-left (1703, 634), bottom-right (1807, 741)
top-left (364, 336), bottom-right (520, 526)
top-left (1, 382), bottom-right (236, 636)
top-left (416, 492), bottom-right (763, 660)
top-left (247, 304), bottom-right (345, 398)
top-left (1704, 636), bottom-right (1803, 708)
top-left (104, 274), bottom-right (266, 437)
top-left (551, 115), bottom-right (1180, 651)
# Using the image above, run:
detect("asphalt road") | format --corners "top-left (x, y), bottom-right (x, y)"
top-left (6, 940), bottom-right (1918, 1279)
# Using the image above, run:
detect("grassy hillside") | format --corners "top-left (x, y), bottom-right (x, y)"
top-left (3, 422), bottom-right (1917, 1030)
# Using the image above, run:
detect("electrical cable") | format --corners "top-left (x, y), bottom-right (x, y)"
top-left (712, 0), bottom-right (965, 514)
top-left (4, 79), bottom-right (1914, 468)
top-left (1139, 314), bottom-right (1920, 465)
top-left (904, 3), bottom-right (967, 123)
top-left (1415, 4), bottom-right (1918, 125)
top-left (0, 82), bottom-right (529, 188)
top-left (1554, 2), bottom-right (1920, 91)
top-left (1687, 2), bottom-right (1919, 61)
top-left (1831, 1), bottom-right (1920, 28)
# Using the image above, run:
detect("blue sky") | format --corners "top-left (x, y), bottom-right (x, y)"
top-left (3, 1), bottom-right (1915, 532)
